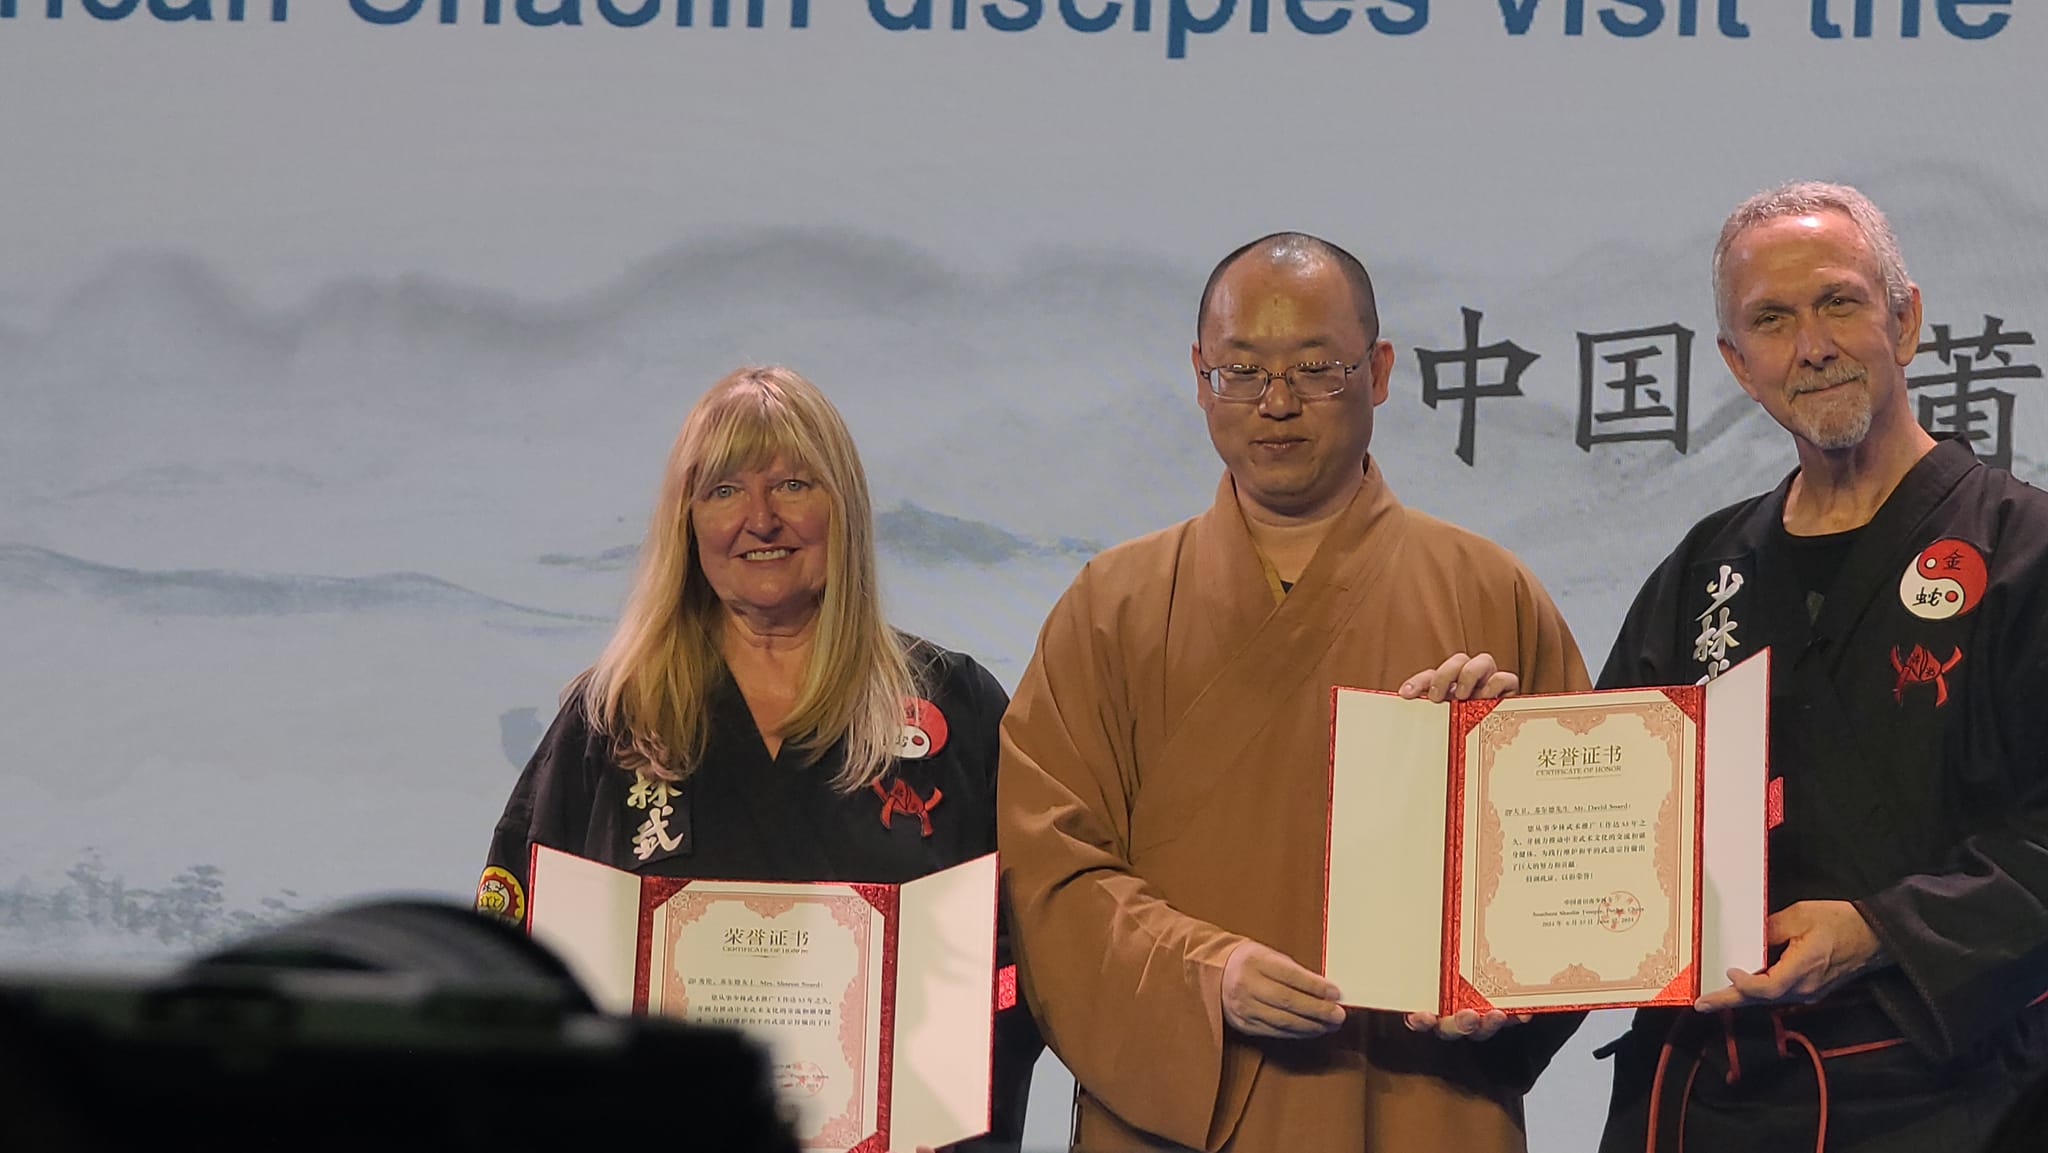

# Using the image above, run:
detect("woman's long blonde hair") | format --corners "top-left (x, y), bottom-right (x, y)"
top-left (577, 366), bottom-right (914, 792)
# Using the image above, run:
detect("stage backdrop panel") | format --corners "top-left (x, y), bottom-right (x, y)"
top-left (2, 5), bottom-right (2042, 1149)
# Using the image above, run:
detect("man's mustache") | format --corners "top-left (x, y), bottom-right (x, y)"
top-left (1788, 361), bottom-right (1866, 396)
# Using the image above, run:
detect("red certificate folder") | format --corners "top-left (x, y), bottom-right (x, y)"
top-left (1324, 651), bottom-right (1770, 1015)
top-left (526, 846), bottom-right (999, 1152)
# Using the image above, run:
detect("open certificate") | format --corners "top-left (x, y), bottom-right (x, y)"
top-left (525, 846), bottom-right (999, 1152)
top-left (1325, 652), bottom-right (1770, 1015)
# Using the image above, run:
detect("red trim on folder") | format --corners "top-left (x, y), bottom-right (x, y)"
top-left (523, 842), bottom-right (539, 936)
top-left (1693, 686), bottom-right (1707, 1008)
top-left (986, 857), bottom-right (1001, 1134)
top-left (851, 883), bottom-right (900, 1152)
top-left (1660, 684), bottom-right (1704, 727)
top-left (1451, 974), bottom-right (1497, 1015)
top-left (1760, 650), bottom-right (1775, 971)
top-left (1651, 962), bottom-right (1697, 1006)
top-left (1441, 700), bottom-right (1479, 1015)
top-left (630, 876), bottom-right (693, 1013)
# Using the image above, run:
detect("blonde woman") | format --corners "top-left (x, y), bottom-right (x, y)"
top-left (480, 366), bottom-right (1038, 1151)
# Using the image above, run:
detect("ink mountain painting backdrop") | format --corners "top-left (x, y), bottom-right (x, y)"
top-left (3, 6), bottom-right (2044, 1149)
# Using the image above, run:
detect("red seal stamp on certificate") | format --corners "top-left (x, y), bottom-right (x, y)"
top-left (1596, 891), bottom-right (1643, 933)
top-left (775, 1061), bottom-right (828, 1097)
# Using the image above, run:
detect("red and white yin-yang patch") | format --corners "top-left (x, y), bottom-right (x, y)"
top-left (1899, 538), bottom-right (1987, 621)
top-left (897, 697), bottom-right (948, 760)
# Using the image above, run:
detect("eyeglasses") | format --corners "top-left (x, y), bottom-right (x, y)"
top-left (1196, 359), bottom-right (1364, 402)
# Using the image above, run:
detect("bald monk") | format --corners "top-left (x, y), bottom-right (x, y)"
top-left (998, 233), bottom-right (1591, 1151)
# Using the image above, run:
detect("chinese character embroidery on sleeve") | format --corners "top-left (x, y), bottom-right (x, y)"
top-left (631, 804), bottom-right (685, 861)
top-left (625, 773), bottom-right (682, 861)
top-left (1693, 564), bottom-right (1745, 683)
top-left (626, 776), bottom-right (674, 811)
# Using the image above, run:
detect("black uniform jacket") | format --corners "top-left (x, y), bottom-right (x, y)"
top-left (1601, 439), bottom-right (2048, 1063)
top-left (483, 640), bottom-right (1042, 1150)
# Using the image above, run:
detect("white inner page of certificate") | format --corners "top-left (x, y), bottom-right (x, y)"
top-left (527, 843), bottom-right (642, 1013)
top-left (1701, 651), bottom-right (1770, 996)
top-left (1326, 688), bottom-right (1449, 1012)
top-left (892, 853), bottom-right (999, 1151)
top-left (1458, 691), bottom-right (1699, 1012)
top-left (647, 881), bottom-right (887, 1153)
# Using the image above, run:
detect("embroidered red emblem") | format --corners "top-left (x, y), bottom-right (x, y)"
top-left (996, 964), bottom-right (1018, 1012)
top-left (898, 697), bottom-right (949, 760)
top-left (1766, 777), bottom-right (1785, 830)
top-left (1891, 644), bottom-right (1963, 705)
top-left (873, 777), bottom-right (943, 836)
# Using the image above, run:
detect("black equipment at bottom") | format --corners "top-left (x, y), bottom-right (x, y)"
top-left (0, 900), bottom-right (799, 1153)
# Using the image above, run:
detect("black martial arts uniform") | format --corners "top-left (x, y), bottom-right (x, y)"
top-left (1594, 440), bottom-right (2048, 1152)
top-left (480, 639), bottom-right (1042, 1152)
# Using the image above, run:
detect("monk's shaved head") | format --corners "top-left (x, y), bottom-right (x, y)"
top-left (1197, 232), bottom-right (1380, 343)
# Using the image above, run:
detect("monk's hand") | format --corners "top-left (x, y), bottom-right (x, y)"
top-left (1403, 1008), bottom-right (1531, 1041)
top-left (1221, 940), bottom-right (1347, 1039)
top-left (1694, 900), bottom-right (1889, 1012)
top-left (1399, 652), bottom-right (1519, 703)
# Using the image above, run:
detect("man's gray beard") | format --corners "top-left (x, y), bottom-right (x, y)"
top-left (1798, 399), bottom-right (1875, 451)
top-left (1787, 363), bottom-right (1875, 450)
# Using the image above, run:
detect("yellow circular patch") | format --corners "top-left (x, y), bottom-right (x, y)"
top-left (475, 866), bottom-right (526, 924)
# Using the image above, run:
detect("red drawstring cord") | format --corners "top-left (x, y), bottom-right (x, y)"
top-left (1770, 1013), bottom-right (1830, 1153)
top-left (1817, 1037), bottom-right (1906, 1059)
top-left (1640, 987), bottom-right (2048, 1152)
top-left (1722, 1010), bottom-right (1742, 1084)
top-left (1645, 1009), bottom-right (1834, 1153)
top-left (1673, 1052), bottom-right (1705, 1153)
top-left (1642, 1015), bottom-right (1692, 1153)
top-left (1642, 1035), bottom-right (1676, 1153)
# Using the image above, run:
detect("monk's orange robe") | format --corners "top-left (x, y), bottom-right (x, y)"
top-left (1000, 463), bottom-right (1590, 1151)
